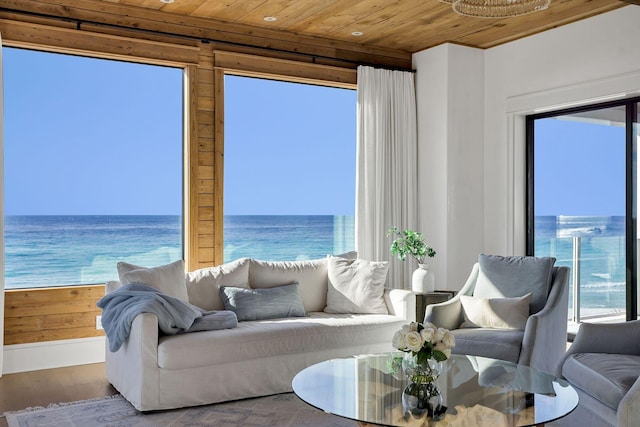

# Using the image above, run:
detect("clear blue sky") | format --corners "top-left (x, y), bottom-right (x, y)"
top-left (224, 75), bottom-right (356, 215)
top-left (3, 47), bottom-right (183, 215)
top-left (534, 118), bottom-right (625, 216)
top-left (3, 47), bottom-right (356, 216)
top-left (3, 47), bottom-right (625, 218)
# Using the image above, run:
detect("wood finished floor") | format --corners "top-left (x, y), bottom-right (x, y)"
top-left (0, 363), bottom-right (117, 427)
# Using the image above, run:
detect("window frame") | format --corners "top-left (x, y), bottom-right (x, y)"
top-left (0, 21), bottom-right (196, 344)
top-left (525, 96), bottom-right (640, 321)
top-left (220, 73), bottom-right (357, 262)
top-left (2, 47), bottom-right (187, 290)
top-left (210, 50), bottom-right (357, 265)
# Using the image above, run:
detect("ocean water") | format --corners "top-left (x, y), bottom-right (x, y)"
top-left (4, 215), bottom-right (183, 289)
top-left (3, 214), bottom-right (627, 316)
top-left (3, 215), bottom-right (355, 289)
top-left (223, 215), bottom-right (355, 262)
top-left (535, 215), bottom-right (626, 314)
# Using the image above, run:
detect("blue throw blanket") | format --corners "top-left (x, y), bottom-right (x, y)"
top-left (97, 283), bottom-right (238, 352)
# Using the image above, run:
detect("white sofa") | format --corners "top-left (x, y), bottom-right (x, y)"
top-left (105, 256), bottom-right (415, 411)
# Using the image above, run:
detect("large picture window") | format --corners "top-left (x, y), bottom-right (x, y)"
top-left (3, 47), bottom-right (184, 289)
top-left (223, 75), bottom-right (356, 261)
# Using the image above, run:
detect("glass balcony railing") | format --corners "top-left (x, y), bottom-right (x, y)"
top-left (223, 215), bottom-right (355, 263)
top-left (536, 235), bottom-right (626, 321)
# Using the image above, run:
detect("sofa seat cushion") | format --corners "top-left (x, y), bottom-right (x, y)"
top-left (157, 312), bottom-right (405, 370)
top-left (450, 328), bottom-right (524, 363)
top-left (562, 353), bottom-right (640, 411)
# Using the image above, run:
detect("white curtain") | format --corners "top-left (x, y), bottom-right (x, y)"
top-left (0, 33), bottom-right (5, 376)
top-left (355, 65), bottom-right (418, 289)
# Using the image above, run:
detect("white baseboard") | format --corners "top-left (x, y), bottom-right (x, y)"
top-left (2, 336), bottom-right (106, 374)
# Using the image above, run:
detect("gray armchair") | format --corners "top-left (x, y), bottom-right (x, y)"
top-left (553, 321), bottom-right (640, 427)
top-left (424, 255), bottom-right (570, 377)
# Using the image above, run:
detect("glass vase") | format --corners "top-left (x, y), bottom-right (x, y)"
top-left (401, 353), bottom-right (446, 420)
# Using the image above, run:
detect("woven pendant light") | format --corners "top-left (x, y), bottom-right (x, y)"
top-left (440, 0), bottom-right (551, 18)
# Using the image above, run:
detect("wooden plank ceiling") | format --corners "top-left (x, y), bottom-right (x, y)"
top-left (0, 0), bottom-right (629, 69)
top-left (106, 0), bottom-right (626, 53)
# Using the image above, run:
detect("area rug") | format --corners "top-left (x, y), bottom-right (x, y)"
top-left (3, 393), bottom-right (356, 427)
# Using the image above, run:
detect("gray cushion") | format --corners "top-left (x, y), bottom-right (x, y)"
top-left (450, 328), bottom-right (525, 363)
top-left (562, 353), bottom-right (640, 411)
top-left (474, 254), bottom-right (556, 314)
top-left (219, 283), bottom-right (306, 321)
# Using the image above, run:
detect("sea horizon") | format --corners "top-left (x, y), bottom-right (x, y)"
top-left (3, 214), bottom-right (355, 289)
top-left (2, 214), bottom-right (628, 315)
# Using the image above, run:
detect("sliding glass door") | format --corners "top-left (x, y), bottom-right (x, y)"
top-left (527, 98), bottom-right (639, 322)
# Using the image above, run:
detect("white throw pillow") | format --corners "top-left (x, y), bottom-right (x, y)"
top-left (460, 293), bottom-right (532, 330)
top-left (117, 259), bottom-right (188, 302)
top-left (249, 258), bottom-right (327, 313)
top-left (186, 258), bottom-right (251, 310)
top-left (324, 257), bottom-right (389, 314)
top-left (105, 280), bottom-right (121, 294)
top-left (249, 252), bottom-right (357, 313)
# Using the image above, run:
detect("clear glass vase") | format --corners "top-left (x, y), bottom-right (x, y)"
top-left (401, 353), bottom-right (447, 420)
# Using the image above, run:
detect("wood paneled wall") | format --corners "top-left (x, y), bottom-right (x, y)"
top-left (0, 9), bottom-right (360, 344)
top-left (4, 286), bottom-right (104, 345)
top-left (191, 45), bottom-right (218, 269)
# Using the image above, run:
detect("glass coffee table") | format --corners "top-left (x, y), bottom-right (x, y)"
top-left (292, 353), bottom-right (578, 426)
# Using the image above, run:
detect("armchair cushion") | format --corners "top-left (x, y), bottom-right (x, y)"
top-left (451, 328), bottom-right (524, 363)
top-left (563, 353), bottom-right (640, 411)
top-left (475, 254), bottom-right (555, 314)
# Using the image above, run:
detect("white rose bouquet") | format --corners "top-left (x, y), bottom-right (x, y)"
top-left (392, 321), bottom-right (456, 366)
top-left (393, 321), bottom-right (453, 420)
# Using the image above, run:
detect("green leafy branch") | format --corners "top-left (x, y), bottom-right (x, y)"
top-left (386, 226), bottom-right (436, 265)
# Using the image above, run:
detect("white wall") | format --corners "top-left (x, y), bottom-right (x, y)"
top-left (3, 338), bottom-right (106, 374)
top-left (484, 5), bottom-right (640, 256)
top-left (413, 44), bottom-right (485, 290)
top-left (413, 5), bottom-right (640, 290)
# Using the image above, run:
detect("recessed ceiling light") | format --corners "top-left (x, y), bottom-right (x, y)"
top-left (160, 0), bottom-right (174, 3)
top-left (264, 16), bottom-right (277, 22)
top-left (351, 31), bottom-right (364, 36)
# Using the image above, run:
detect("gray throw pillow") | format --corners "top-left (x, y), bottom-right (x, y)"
top-left (219, 283), bottom-right (306, 321)
top-left (474, 254), bottom-right (556, 314)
